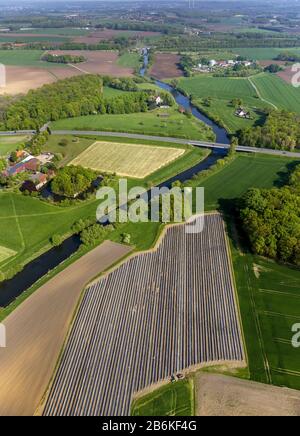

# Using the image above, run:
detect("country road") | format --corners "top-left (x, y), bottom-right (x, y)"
top-left (1, 130), bottom-right (300, 158)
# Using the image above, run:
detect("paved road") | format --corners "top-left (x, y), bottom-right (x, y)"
top-left (0, 241), bottom-right (131, 416)
top-left (1, 130), bottom-right (298, 159)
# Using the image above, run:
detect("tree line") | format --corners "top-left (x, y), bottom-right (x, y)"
top-left (239, 164), bottom-right (300, 266)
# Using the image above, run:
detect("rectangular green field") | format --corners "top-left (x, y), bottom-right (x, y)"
top-left (233, 249), bottom-right (300, 390)
top-left (0, 50), bottom-right (62, 68)
top-left (69, 141), bottom-right (185, 178)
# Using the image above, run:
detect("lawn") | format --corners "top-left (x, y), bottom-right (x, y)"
top-left (70, 140), bottom-right (185, 178)
top-left (131, 379), bottom-right (194, 416)
top-left (0, 135), bottom-right (30, 156)
top-left (51, 108), bottom-right (216, 141)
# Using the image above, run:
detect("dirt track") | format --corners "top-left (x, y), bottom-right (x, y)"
top-left (0, 241), bottom-right (131, 416)
top-left (196, 374), bottom-right (300, 416)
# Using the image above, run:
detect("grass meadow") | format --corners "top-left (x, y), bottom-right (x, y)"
top-left (131, 379), bottom-right (194, 416)
top-left (51, 108), bottom-right (216, 141)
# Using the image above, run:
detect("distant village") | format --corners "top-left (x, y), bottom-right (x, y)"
top-left (193, 58), bottom-right (254, 73)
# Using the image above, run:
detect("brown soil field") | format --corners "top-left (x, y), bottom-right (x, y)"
top-left (0, 66), bottom-right (56, 95)
top-left (259, 60), bottom-right (287, 67)
top-left (47, 50), bottom-right (134, 76)
top-left (0, 51), bottom-right (133, 95)
top-left (277, 66), bottom-right (295, 84)
top-left (150, 53), bottom-right (183, 80)
top-left (0, 241), bottom-right (132, 416)
top-left (196, 374), bottom-right (300, 416)
top-left (73, 29), bottom-right (160, 44)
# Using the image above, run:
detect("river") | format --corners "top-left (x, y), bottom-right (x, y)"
top-left (0, 53), bottom-right (229, 308)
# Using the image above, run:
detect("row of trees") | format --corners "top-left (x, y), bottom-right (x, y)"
top-left (237, 110), bottom-right (300, 151)
top-left (154, 34), bottom-right (300, 52)
top-left (41, 53), bottom-right (86, 64)
top-left (239, 164), bottom-right (300, 266)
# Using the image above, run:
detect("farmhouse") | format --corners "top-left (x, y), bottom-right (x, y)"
top-left (21, 172), bottom-right (48, 192)
top-left (155, 96), bottom-right (163, 106)
top-left (235, 107), bottom-right (251, 119)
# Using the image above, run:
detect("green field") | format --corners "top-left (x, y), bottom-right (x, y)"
top-left (198, 153), bottom-right (299, 211)
top-left (179, 73), bottom-right (300, 133)
top-left (131, 380), bottom-right (194, 416)
top-left (15, 28), bottom-right (89, 36)
top-left (102, 86), bottom-right (132, 99)
top-left (232, 234), bottom-right (300, 390)
top-left (0, 36), bottom-right (68, 43)
top-left (233, 47), bottom-right (300, 61)
top-left (251, 73), bottom-right (300, 113)
top-left (117, 52), bottom-right (141, 70)
top-left (0, 135), bottom-right (30, 156)
top-left (42, 135), bottom-right (95, 166)
top-left (0, 50), bottom-right (63, 68)
top-left (51, 108), bottom-right (216, 141)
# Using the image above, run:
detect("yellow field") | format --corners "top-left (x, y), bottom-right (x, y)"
top-left (69, 141), bottom-right (185, 179)
top-left (0, 246), bottom-right (17, 263)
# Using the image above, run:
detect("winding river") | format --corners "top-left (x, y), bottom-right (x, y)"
top-left (0, 54), bottom-right (229, 308)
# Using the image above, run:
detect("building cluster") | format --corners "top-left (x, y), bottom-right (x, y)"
top-left (1, 150), bottom-right (55, 192)
top-left (194, 58), bottom-right (253, 73)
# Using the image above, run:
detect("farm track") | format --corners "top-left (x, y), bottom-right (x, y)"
top-left (248, 76), bottom-right (278, 110)
top-left (44, 213), bottom-right (245, 416)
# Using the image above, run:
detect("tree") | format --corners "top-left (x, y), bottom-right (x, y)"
top-left (51, 166), bottom-right (97, 198)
